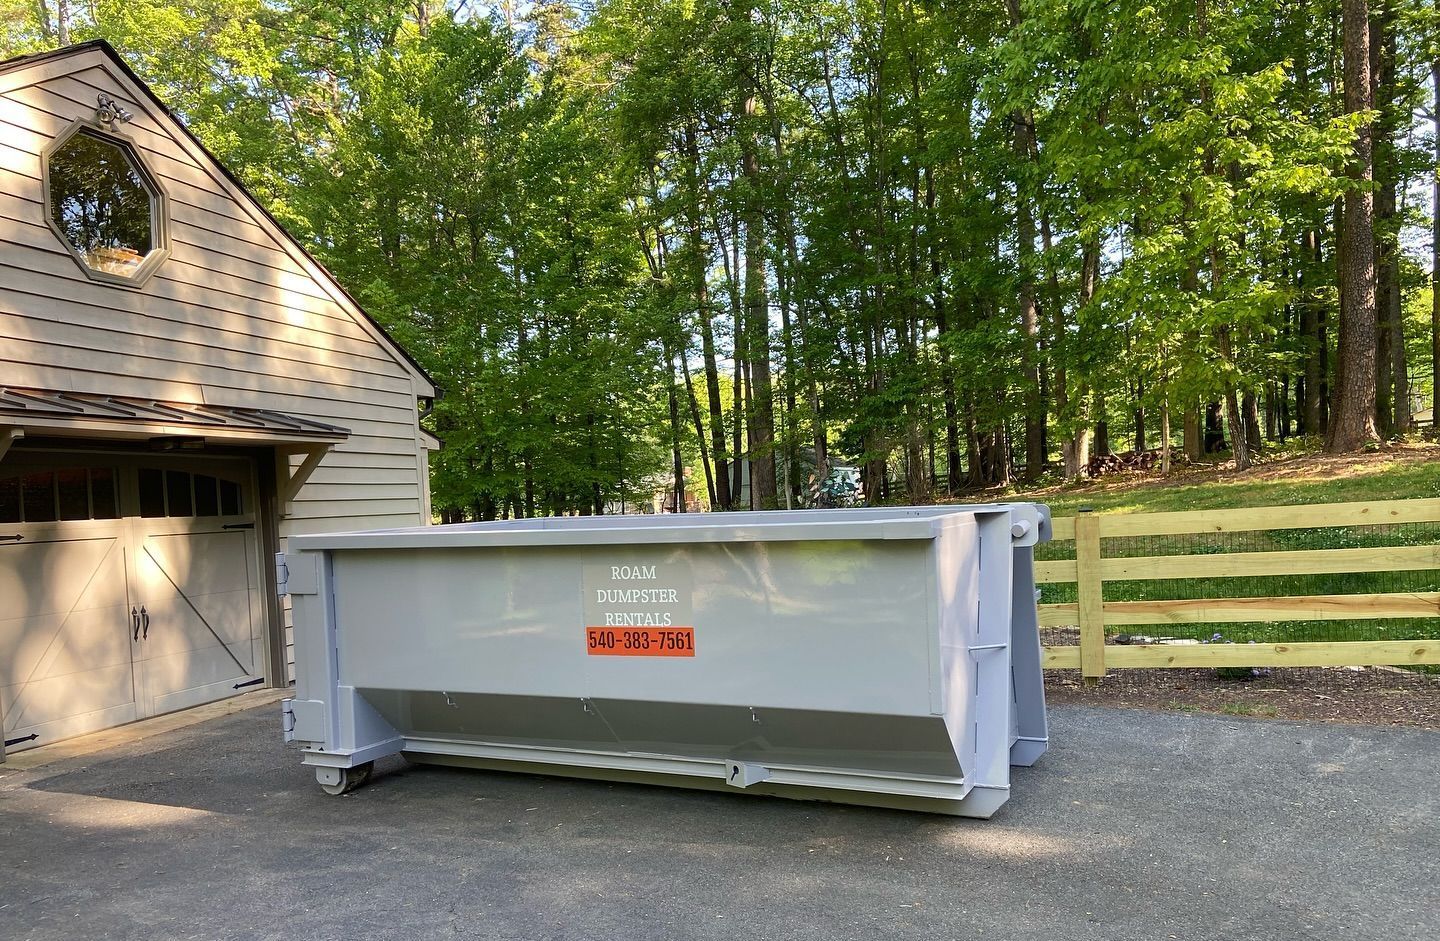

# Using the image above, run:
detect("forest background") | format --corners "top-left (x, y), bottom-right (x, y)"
top-left (5, 0), bottom-right (1438, 518)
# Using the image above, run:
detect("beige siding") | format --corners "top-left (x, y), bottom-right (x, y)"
top-left (0, 54), bottom-right (432, 546)
top-left (2, 62), bottom-right (434, 687)
top-left (2, 53), bottom-right (440, 684)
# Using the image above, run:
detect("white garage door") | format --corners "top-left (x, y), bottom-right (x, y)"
top-left (0, 456), bottom-right (265, 753)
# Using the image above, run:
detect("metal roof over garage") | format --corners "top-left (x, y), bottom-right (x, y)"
top-left (0, 387), bottom-right (350, 443)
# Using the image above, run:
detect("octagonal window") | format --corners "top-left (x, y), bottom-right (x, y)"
top-left (47, 129), bottom-right (162, 281)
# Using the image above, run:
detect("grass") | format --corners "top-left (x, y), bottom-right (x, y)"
top-left (1003, 440), bottom-right (1440, 518)
top-left (1004, 442), bottom-right (1440, 647)
top-left (1220, 702), bottom-right (1279, 718)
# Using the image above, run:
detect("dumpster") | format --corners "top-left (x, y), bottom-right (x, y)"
top-left (281, 504), bottom-right (1051, 818)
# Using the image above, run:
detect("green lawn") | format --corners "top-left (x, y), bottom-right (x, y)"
top-left (994, 444), bottom-right (1440, 647)
top-left (1009, 445), bottom-right (1440, 519)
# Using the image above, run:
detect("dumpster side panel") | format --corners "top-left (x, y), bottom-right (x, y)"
top-left (1007, 545), bottom-right (1049, 765)
top-left (968, 511), bottom-right (1019, 791)
top-left (360, 689), bottom-right (964, 778)
top-left (327, 536), bottom-right (968, 780)
top-left (286, 550), bottom-right (337, 748)
top-left (935, 516), bottom-right (981, 790)
top-left (330, 540), bottom-right (939, 716)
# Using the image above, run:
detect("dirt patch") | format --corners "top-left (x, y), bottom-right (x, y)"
top-left (1045, 665), bottom-right (1440, 729)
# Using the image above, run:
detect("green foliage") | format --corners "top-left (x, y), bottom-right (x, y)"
top-left (6, 0), bottom-right (1435, 513)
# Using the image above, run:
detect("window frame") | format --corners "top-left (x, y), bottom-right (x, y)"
top-left (41, 118), bottom-right (171, 288)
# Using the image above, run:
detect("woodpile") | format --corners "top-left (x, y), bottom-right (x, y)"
top-left (1086, 448), bottom-right (1163, 478)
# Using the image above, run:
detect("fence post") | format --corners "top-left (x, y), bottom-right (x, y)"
top-left (1074, 508), bottom-right (1106, 679)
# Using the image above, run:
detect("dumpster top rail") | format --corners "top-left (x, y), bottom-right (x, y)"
top-left (289, 504), bottom-right (1053, 552)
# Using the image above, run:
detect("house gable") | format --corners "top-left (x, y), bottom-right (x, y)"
top-left (0, 42), bottom-right (435, 398)
top-left (0, 43), bottom-right (431, 535)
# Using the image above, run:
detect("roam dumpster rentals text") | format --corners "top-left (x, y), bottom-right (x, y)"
top-left (582, 562), bottom-right (695, 656)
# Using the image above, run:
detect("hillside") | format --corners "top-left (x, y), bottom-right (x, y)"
top-left (998, 442), bottom-right (1440, 517)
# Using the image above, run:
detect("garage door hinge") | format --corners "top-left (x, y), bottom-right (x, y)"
top-left (233, 677), bottom-right (265, 690)
top-left (5, 733), bottom-right (38, 747)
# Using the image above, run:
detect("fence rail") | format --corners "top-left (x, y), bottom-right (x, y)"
top-left (1037, 497), bottom-right (1440, 676)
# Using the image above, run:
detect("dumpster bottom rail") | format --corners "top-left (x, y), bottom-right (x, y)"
top-left (394, 737), bottom-right (1013, 818)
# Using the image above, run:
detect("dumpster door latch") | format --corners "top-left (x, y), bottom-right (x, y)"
top-left (725, 761), bottom-right (770, 789)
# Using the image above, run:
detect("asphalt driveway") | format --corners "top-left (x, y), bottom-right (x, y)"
top-left (1, 702), bottom-right (1436, 941)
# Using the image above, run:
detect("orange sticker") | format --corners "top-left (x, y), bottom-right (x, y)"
top-left (586, 626), bottom-right (695, 657)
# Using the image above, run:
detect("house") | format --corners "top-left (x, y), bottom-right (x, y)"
top-left (0, 42), bottom-right (438, 758)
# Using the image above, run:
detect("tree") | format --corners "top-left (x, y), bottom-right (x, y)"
top-left (1328, 0), bottom-right (1381, 451)
top-left (10, 0), bottom-right (1428, 508)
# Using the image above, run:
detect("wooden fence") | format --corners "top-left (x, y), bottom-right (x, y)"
top-left (1037, 498), bottom-right (1440, 677)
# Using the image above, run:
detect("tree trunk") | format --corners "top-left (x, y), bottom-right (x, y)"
top-left (1264, 383), bottom-right (1279, 441)
top-left (1223, 381), bottom-right (1248, 469)
top-left (731, 354), bottom-right (745, 504)
top-left (1093, 390), bottom-right (1110, 457)
top-left (684, 122), bottom-right (731, 509)
top-left (1243, 391), bottom-right (1262, 456)
top-left (1382, 15), bottom-right (1406, 435)
top-left (1133, 382), bottom-right (1147, 453)
top-left (36, 0), bottom-right (53, 40)
top-left (1184, 406), bottom-right (1203, 461)
top-left (1300, 231), bottom-right (1325, 435)
top-left (667, 350), bottom-right (685, 513)
top-left (1205, 402), bottom-right (1227, 453)
top-left (934, 238), bottom-right (961, 493)
top-left (1296, 1), bottom-right (1325, 438)
top-left (682, 361), bottom-right (715, 507)
top-left (1280, 378), bottom-right (1291, 441)
top-left (1007, 0), bottom-right (1045, 481)
top-left (1434, 56), bottom-right (1440, 429)
top-left (1388, 251), bottom-right (1409, 433)
top-left (741, 93), bottom-right (778, 508)
top-left (1372, 2), bottom-right (1398, 437)
top-left (1040, 209), bottom-right (1067, 481)
top-left (1063, 240), bottom-right (1099, 477)
top-left (1160, 397), bottom-right (1172, 473)
top-left (768, 132), bottom-right (827, 499)
top-left (1328, 0), bottom-right (1380, 451)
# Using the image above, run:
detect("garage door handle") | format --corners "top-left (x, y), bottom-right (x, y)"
top-left (132, 607), bottom-right (141, 641)
top-left (141, 606), bottom-right (149, 639)
top-left (223, 523), bottom-right (254, 530)
top-left (0, 534), bottom-right (20, 542)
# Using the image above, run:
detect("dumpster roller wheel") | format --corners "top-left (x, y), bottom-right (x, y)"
top-left (317, 762), bottom-right (373, 796)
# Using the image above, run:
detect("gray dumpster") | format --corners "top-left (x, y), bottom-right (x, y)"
top-left (281, 504), bottom-right (1051, 818)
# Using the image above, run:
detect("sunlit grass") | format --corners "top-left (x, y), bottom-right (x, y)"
top-left (1016, 445), bottom-right (1440, 645)
top-left (1009, 442), bottom-right (1440, 518)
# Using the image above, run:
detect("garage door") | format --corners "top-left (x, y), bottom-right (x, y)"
top-left (0, 457), bottom-right (265, 753)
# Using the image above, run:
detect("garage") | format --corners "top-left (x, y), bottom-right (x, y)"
top-left (0, 42), bottom-right (437, 757)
